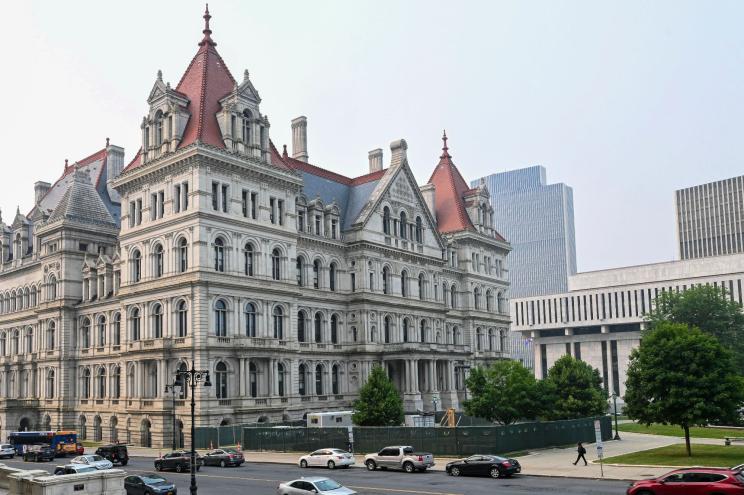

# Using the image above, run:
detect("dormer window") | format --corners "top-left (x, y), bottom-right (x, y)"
top-left (242, 109), bottom-right (252, 144)
top-left (155, 110), bottom-right (164, 147)
top-left (399, 211), bottom-right (407, 239)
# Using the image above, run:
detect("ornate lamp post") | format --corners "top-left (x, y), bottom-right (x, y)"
top-left (176, 363), bottom-right (211, 495)
top-left (611, 392), bottom-right (621, 441)
top-left (164, 380), bottom-right (182, 451)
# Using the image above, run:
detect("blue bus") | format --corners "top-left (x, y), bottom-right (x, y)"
top-left (8, 431), bottom-right (78, 456)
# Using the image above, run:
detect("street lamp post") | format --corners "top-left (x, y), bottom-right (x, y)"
top-left (611, 392), bottom-right (621, 441)
top-left (164, 381), bottom-right (182, 451)
top-left (175, 362), bottom-right (211, 495)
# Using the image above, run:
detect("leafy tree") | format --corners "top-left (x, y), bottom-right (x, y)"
top-left (542, 355), bottom-right (607, 420)
top-left (463, 360), bottom-right (542, 425)
top-left (624, 322), bottom-right (744, 456)
top-left (352, 365), bottom-right (404, 426)
top-left (646, 285), bottom-right (744, 374)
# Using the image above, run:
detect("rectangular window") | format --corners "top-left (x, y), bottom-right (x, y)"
top-left (315, 215), bottom-right (321, 235)
top-left (158, 191), bottom-right (164, 219)
top-left (565, 342), bottom-right (571, 356)
top-left (174, 185), bottom-right (181, 213)
top-left (298, 210), bottom-right (305, 232)
top-left (269, 198), bottom-right (276, 224)
top-left (135, 199), bottom-right (142, 225)
top-left (331, 219), bottom-right (338, 239)
top-left (540, 344), bottom-right (548, 379)
top-left (573, 342), bottom-right (581, 361)
top-left (221, 184), bottom-right (229, 213)
top-left (350, 273), bottom-right (356, 292)
top-left (182, 182), bottom-right (189, 210)
top-left (129, 201), bottom-right (136, 227)
top-left (242, 190), bottom-right (249, 217)
top-left (610, 340), bottom-right (620, 395)
top-left (601, 341), bottom-right (609, 391)
top-left (369, 272), bottom-right (374, 291)
top-left (278, 199), bottom-right (284, 225)
top-left (151, 193), bottom-right (157, 220)
top-left (212, 182), bottom-right (219, 211)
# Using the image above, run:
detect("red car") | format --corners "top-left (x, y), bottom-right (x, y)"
top-left (627, 466), bottom-right (744, 494)
top-left (75, 443), bottom-right (84, 455)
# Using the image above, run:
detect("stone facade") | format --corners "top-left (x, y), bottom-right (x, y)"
top-left (0, 8), bottom-right (511, 448)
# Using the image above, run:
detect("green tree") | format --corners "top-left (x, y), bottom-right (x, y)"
top-left (624, 322), bottom-right (744, 456)
top-left (542, 355), bottom-right (607, 420)
top-left (646, 285), bottom-right (744, 374)
top-left (352, 365), bottom-right (404, 426)
top-left (463, 360), bottom-right (542, 425)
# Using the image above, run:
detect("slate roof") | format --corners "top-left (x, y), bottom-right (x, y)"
top-left (47, 168), bottom-right (118, 228)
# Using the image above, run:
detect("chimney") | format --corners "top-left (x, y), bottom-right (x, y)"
top-left (34, 181), bottom-right (51, 205)
top-left (390, 139), bottom-right (408, 168)
top-left (420, 183), bottom-right (436, 219)
top-left (291, 116), bottom-right (309, 162)
top-left (368, 148), bottom-right (383, 173)
top-left (105, 141), bottom-right (126, 202)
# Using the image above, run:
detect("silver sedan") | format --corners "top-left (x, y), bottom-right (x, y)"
top-left (277, 477), bottom-right (356, 495)
top-left (70, 454), bottom-right (113, 470)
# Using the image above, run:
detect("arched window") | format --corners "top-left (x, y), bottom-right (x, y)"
top-left (497, 292), bottom-right (505, 313)
top-left (249, 362), bottom-right (257, 397)
top-left (97, 368), bottom-right (106, 398)
top-left (153, 243), bottom-right (164, 278)
top-left (313, 260), bottom-right (321, 289)
top-left (112, 366), bottom-right (121, 399)
top-left (474, 287), bottom-right (481, 310)
top-left (384, 316), bottom-right (391, 343)
top-left (415, 216), bottom-right (423, 243)
top-left (383, 206), bottom-right (391, 235)
top-left (46, 370), bottom-right (55, 399)
top-left (329, 263), bottom-right (337, 292)
top-left (244, 244), bottom-right (254, 276)
top-left (488, 329), bottom-right (495, 350)
top-left (112, 313), bottom-right (121, 345)
top-left (214, 238), bottom-right (225, 272)
top-left (401, 270), bottom-right (408, 297)
top-left (476, 328), bottom-right (483, 351)
top-left (177, 301), bottom-right (188, 338)
top-left (418, 273), bottom-right (425, 300)
top-left (81, 368), bottom-right (91, 399)
top-left (47, 322), bottom-right (55, 349)
top-left (330, 314), bottom-right (338, 344)
top-left (178, 238), bottom-right (188, 273)
top-left (500, 329), bottom-right (506, 351)
top-left (131, 250), bottom-right (142, 282)
top-left (450, 285), bottom-right (457, 309)
top-left (11, 330), bottom-right (19, 354)
top-left (454, 326), bottom-right (461, 345)
top-left (403, 319), bottom-right (410, 342)
top-left (242, 109), bottom-right (252, 144)
top-left (244, 303), bottom-right (256, 337)
top-left (314, 312), bottom-right (322, 343)
top-left (97, 316), bottom-right (106, 347)
top-left (420, 320), bottom-right (426, 343)
top-left (49, 275), bottom-right (57, 300)
top-left (155, 110), bottom-right (164, 146)
top-left (486, 290), bottom-right (494, 312)
top-left (298, 364), bottom-right (307, 396)
top-left (271, 249), bottom-right (281, 280)
top-left (382, 266), bottom-right (390, 294)
top-left (25, 328), bottom-right (32, 353)
top-left (152, 303), bottom-right (163, 338)
top-left (214, 300), bottom-right (227, 337)
top-left (0, 332), bottom-right (6, 356)
top-left (131, 308), bottom-right (141, 341)
top-left (332, 365), bottom-right (339, 395)
top-left (297, 311), bottom-right (307, 342)
top-left (277, 363), bottom-right (285, 397)
top-left (215, 362), bottom-right (228, 399)
top-left (296, 257), bottom-right (305, 286)
top-left (273, 306), bottom-right (284, 339)
top-left (315, 364), bottom-right (324, 395)
top-left (81, 318), bottom-right (91, 349)
top-left (399, 211), bottom-right (407, 239)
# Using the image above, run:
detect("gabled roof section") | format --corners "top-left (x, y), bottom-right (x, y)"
top-left (47, 168), bottom-right (117, 228)
top-left (427, 131), bottom-right (475, 234)
top-left (174, 6), bottom-right (236, 150)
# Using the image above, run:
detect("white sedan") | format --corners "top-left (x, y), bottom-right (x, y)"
top-left (70, 454), bottom-right (113, 470)
top-left (299, 449), bottom-right (355, 469)
top-left (277, 477), bottom-right (356, 495)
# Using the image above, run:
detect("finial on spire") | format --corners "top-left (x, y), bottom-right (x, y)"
top-left (157, 69), bottom-right (163, 81)
top-left (440, 130), bottom-right (451, 159)
top-left (282, 144), bottom-right (288, 157)
top-left (244, 69), bottom-right (250, 82)
top-left (64, 159), bottom-right (68, 170)
top-left (199, 4), bottom-right (216, 47)
top-left (106, 137), bottom-right (110, 148)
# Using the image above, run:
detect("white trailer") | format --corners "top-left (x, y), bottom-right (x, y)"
top-left (306, 411), bottom-right (354, 428)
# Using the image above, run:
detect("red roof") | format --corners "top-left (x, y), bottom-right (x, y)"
top-left (278, 142), bottom-right (386, 186)
top-left (427, 132), bottom-right (475, 234)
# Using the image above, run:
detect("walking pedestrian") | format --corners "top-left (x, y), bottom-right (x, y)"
top-left (572, 442), bottom-right (587, 465)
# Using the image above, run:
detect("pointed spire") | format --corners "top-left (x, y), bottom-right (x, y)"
top-left (157, 69), bottom-right (163, 81)
top-left (199, 4), bottom-right (216, 47)
top-left (282, 144), bottom-right (288, 157)
top-left (440, 130), bottom-right (451, 159)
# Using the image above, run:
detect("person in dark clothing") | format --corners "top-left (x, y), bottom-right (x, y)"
top-left (573, 442), bottom-right (587, 465)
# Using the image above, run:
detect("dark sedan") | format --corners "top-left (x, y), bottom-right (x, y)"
top-left (202, 448), bottom-right (245, 467)
top-left (154, 451), bottom-right (203, 473)
top-left (124, 473), bottom-right (177, 495)
top-left (446, 454), bottom-right (521, 478)
top-left (23, 444), bottom-right (56, 463)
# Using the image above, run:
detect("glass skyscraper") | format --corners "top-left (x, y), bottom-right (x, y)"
top-left (474, 166), bottom-right (576, 298)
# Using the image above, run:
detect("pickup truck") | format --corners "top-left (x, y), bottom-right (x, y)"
top-left (364, 446), bottom-right (435, 473)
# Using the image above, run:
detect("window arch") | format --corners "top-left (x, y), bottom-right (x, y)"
top-left (0, 332), bottom-right (6, 356)
top-left (273, 306), bottom-right (284, 339)
top-left (277, 362), bottom-right (286, 397)
top-left (474, 287), bottom-right (481, 310)
top-left (382, 266), bottom-right (390, 294)
top-left (296, 257), bottom-right (305, 286)
top-left (401, 270), bottom-right (408, 297)
top-left (402, 318), bottom-right (410, 342)
top-left (178, 238), bottom-right (188, 273)
top-left (315, 364), bottom-right (324, 395)
top-left (415, 216), bottom-right (423, 243)
top-left (177, 301), bottom-right (188, 338)
top-left (314, 312), bottom-right (322, 343)
top-left (152, 303), bottom-right (163, 338)
top-left (384, 316), bottom-right (391, 343)
top-left (244, 243), bottom-right (254, 276)
top-left (420, 320), bottom-right (426, 343)
top-left (215, 362), bottom-right (228, 399)
top-left (97, 316), bottom-right (106, 347)
top-left (330, 314), bottom-right (338, 344)
top-left (244, 303), bottom-right (256, 337)
top-left (297, 311), bottom-right (307, 342)
top-left (155, 110), bottom-right (164, 146)
top-left (25, 328), bottom-right (33, 354)
top-left (242, 109), bottom-right (252, 144)
top-left (249, 362), bottom-right (257, 397)
top-left (399, 211), bottom-right (407, 239)
top-left (47, 369), bottom-right (55, 398)
top-left (112, 313), bottom-right (121, 345)
top-left (383, 206), bottom-right (391, 235)
top-left (486, 290), bottom-right (494, 312)
top-left (97, 367), bottom-right (106, 398)
top-left (332, 364), bottom-right (339, 395)
top-left (450, 285), bottom-right (457, 309)
top-left (488, 329), bottom-right (495, 351)
top-left (329, 262), bottom-right (337, 292)
top-left (11, 330), bottom-right (19, 355)
top-left (271, 249), bottom-right (281, 280)
top-left (81, 368), bottom-right (91, 399)
top-left (313, 259), bottom-right (321, 289)
top-left (153, 243), bottom-right (164, 278)
top-left (111, 366), bottom-right (121, 399)
top-left (131, 250), bottom-right (142, 282)
top-left (214, 300), bottom-right (227, 337)
top-left (476, 328), bottom-right (483, 351)
top-left (214, 238), bottom-right (225, 272)
top-left (298, 363), bottom-right (307, 396)
top-left (47, 321), bottom-right (55, 349)
top-left (497, 292), bottom-right (505, 313)
top-left (81, 318), bottom-right (91, 349)
top-left (418, 273), bottom-right (425, 300)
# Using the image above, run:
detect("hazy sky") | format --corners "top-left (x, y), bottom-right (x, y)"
top-left (3, 0), bottom-right (743, 272)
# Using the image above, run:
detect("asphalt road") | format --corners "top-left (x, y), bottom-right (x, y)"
top-left (2, 456), bottom-right (632, 495)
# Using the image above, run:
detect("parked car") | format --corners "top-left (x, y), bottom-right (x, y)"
top-left (299, 449), bottom-right (355, 469)
top-left (627, 467), bottom-right (744, 495)
top-left (23, 444), bottom-right (56, 463)
top-left (154, 451), bottom-right (203, 473)
top-left (70, 454), bottom-right (114, 470)
top-left (124, 473), bottom-right (177, 495)
top-left (53, 464), bottom-right (99, 475)
top-left (95, 444), bottom-right (129, 466)
top-left (202, 448), bottom-right (244, 467)
top-left (75, 443), bottom-right (85, 455)
top-left (277, 477), bottom-right (356, 495)
top-left (364, 446), bottom-right (435, 473)
top-left (445, 454), bottom-right (521, 478)
top-left (0, 444), bottom-right (15, 459)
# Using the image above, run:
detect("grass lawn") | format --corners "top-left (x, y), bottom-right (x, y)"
top-left (602, 444), bottom-right (744, 467)
top-left (617, 422), bottom-right (743, 439)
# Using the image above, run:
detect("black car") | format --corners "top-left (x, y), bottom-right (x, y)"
top-left (202, 448), bottom-right (245, 467)
top-left (154, 451), bottom-right (203, 473)
top-left (124, 473), bottom-right (177, 495)
top-left (96, 444), bottom-right (129, 466)
top-left (23, 444), bottom-right (56, 462)
top-left (445, 454), bottom-right (521, 478)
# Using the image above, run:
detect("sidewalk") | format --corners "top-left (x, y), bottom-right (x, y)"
top-left (125, 431), bottom-right (727, 481)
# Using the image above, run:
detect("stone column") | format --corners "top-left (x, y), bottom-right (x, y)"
top-left (430, 361), bottom-right (438, 392)
top-left (239, 358), bottom-right (246, 397)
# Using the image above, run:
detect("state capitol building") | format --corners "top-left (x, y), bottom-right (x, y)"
top-left (0, 8), bottom-right (510, 448)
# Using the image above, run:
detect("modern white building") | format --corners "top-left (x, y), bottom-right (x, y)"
top-left (0, 8), bottom-right (512, 447)
top-left (511, 253), bottom-right (744, 402)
